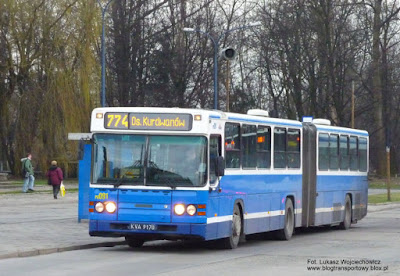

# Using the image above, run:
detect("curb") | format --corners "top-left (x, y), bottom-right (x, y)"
top-left (368, 202), bottom-right (400, 213)
top-left (0, 241), bottom-right (127, 260)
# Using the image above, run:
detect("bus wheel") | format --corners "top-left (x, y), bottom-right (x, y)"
top-left (340, 195), bottom-right (352, 230)
top-left (276, 198), bottom-right (294, 240)
top-left (125, 237), bottom-right (145, 248)
top-left (219, 204), bottom-right (242, 249)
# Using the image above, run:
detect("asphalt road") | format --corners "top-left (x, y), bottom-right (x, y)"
top-left (1, 206), bottom-right (399, 276)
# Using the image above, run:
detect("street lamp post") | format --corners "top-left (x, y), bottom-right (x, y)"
top-left (183, 22), bottom-right (261, 110)
top-left (97, 0), bottom-right (114, 107)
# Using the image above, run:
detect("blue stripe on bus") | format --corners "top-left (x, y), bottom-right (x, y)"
top-left (89, 173), bottom-right (367, 240)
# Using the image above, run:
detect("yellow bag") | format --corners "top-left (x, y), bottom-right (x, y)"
top-left (60, 182), bottom-right (66, 197)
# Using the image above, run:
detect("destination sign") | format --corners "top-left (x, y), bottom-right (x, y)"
top-left (104, 112), bottom-right (192, 131)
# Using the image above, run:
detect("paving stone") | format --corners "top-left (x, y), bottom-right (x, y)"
top-left (0, 191), bottom-right (124, 260)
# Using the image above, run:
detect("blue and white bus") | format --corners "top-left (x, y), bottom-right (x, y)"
top-left (88, 107), bottom-right (368, 249)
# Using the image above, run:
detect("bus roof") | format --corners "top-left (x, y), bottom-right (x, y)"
top-left (314, 124), bottom-right (369, 137)
top-left (91, 107), bottom-right (367, 136)
top-left (223, 112), bottom-right (302, 128)
top-left (92, 107), bottom-right (302, 127)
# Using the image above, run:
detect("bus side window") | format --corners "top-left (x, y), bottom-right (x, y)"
top-left (329, 134), bottom-right (339, 170)
top-left (225, 123), bottom-right (240, 168)
top-left (349, 136), bottom-right (358, 171)
top-left (339, 135), bottom-right (349, 170)
top-left (257, 126), bottom-right (271, 169)
top-left (242, 124), bottom-right (257, 169)
top-left (318, 133), bottom-right (329, 171)
top-left (210, 135), bottom-right (221, 184)
top-left (274, 127), bottom-right (287, 169)
top-left (287, 129), bottom-right (301, 168)
top-left (359, 138), bottom-right (368, 172)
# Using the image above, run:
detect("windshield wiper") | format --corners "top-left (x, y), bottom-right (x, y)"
top-left (147, 173), bottom-right (194, 188)
top-left (113, 174), bottom-right (144, 188)
top-left (114, 175), bottom-right (127, 188)
top-left (163, 176), bottom-right (178, 189)
top-left (149, 177), bottom-right (175, 188)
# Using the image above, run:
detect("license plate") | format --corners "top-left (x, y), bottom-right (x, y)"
top-left (128, 223), bottom-right (157, 231)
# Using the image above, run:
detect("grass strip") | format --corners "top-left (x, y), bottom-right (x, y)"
top-left (369, 180), bottom-right (400, 189)
top-left (368, 192), bottom-right (400, 204)
top-left (6, 179), bottom-right (78, 186)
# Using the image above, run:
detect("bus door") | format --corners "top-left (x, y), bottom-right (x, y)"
top-left (302, 123), bottom-right (317, 227)
top-left (208, 135), bottom-right (222, 237)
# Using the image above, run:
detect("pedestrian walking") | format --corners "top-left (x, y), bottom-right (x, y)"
top-left (21, 153), bottom-right (35, 193)
top-left (46, 160), bottom-right (64, 199)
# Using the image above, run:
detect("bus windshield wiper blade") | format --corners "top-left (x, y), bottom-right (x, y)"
top-left (161, 176), bottom-right (178, 189)
top-left (147, 175), bottom-right (178, 188)
top-left (148, 176), bottom-right (193, 187)
top-left (113, 175), bottom-right (144, 187)
top-left (114, 175), bottom-right (127, 188)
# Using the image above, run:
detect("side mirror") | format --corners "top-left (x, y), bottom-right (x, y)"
top-left (216, 156), bottom-right (225, 177)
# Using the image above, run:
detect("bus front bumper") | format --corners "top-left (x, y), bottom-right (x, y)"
top-left (89, 220), bottom-right (213, 241)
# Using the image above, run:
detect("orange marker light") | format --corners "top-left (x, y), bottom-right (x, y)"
top-left (197, 211), bottom-right (206, 216)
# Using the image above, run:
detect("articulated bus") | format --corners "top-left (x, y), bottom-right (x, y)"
top-left (88, 107), bottom-right (368, 249)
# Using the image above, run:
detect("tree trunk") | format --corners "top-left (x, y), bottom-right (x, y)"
top-left (372, 0), bottom-right (386, 175)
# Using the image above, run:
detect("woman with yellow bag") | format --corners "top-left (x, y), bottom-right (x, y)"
top-left (45, 160), bottom-right (64, 199)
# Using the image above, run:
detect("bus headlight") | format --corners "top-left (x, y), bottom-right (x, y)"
top-left (174, 204), bottom-right (185, 216)
top-left (187, 204), bottom-right (197, 216)
top-left (95, 202), bottom-right (104, 213)
top-left (105, 202), bottom-right (117, 213)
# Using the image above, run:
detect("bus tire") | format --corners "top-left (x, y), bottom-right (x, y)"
top-left (219, 204), bottom-right (242, 249)
top-left (340, 195), bottom-right (352, 230)
top-left (125, 237), bottom-right (145, 248)
top-left (276, 198), bottom-right (294, 240)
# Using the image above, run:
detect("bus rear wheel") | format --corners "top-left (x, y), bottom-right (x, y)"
top-left (125, 237), bottom-right (145, 248)
top-left (276, 198), bottom-right (294, 240)
top-left (219, 204), bottom-right (242, 249)
top-left (340, 195), bottom-right (352, 230)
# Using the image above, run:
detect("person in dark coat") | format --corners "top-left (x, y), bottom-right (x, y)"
top-left (46, 160), bottom-right (64, 199)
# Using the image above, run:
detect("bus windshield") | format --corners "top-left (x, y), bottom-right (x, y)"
top-left (92, 134), bottom-right (207, 187)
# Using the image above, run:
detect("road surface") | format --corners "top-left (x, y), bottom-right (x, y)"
top-left (1, 206), bottom-right (399, 276)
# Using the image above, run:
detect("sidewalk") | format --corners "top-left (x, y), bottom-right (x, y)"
top-left (0, 185), bottom-right (398, 260)
top-left (0, 185), bottom-right (125, 260)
